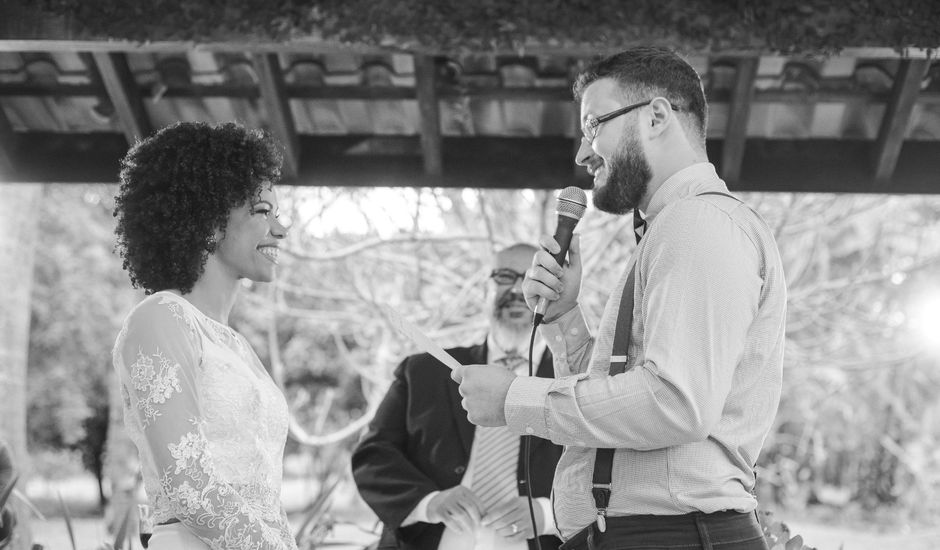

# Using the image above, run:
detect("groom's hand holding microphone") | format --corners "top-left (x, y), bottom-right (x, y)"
top-left (452, 187), bottom-right (586, 426)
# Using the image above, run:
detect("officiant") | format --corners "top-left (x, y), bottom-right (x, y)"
top-left (352, 243), bottom-right (563, 550)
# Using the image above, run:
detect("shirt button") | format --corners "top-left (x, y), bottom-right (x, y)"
top-left (454, 465), bottom-right (466, 475)
top-left (525, 427), bottom-right (535, 434)
top-left (555, 335), bottom-right (563, 342)
top-left (570, 328), bottom-right (579, 335)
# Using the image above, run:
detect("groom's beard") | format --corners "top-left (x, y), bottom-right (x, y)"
top-left (593, 130), bottom-right (651, 215)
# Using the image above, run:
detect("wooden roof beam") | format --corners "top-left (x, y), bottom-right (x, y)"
top-left (8, 79), bottom-right (940, 107)
top-left (6, 133), bottom-right (940, 193)
top-left (413, 55), bottom-right (443, 176)
top-left (720, 57), bottom-right (758, 185)
top-left (89, 52), bottom-right (152, 144)
top-left (872, 59), bottom-right (929, 185)
top-left (252, 53), bottom-right (300, 178)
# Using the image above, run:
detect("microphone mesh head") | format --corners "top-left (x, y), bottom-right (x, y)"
top-left (556, 186), bottom-right (588, 220)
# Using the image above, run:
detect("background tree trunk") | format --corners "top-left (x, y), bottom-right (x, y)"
top-left (0, 183), bottom-right (42, 550)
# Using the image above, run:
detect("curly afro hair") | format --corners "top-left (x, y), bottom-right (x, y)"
top-left (114, 121), bottom-right (283, 294)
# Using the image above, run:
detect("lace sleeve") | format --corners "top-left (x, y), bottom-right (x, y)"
top-left (118, 300), bottom-right (296, 550)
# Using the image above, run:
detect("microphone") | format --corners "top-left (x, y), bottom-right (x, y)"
top-left (533, 186), bottom-right (588, 326)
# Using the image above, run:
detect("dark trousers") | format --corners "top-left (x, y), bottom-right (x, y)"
top-left (559, 510), bottom-right (768, 550)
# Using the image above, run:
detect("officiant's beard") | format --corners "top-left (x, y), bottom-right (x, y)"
top-left (491, 289), bottom-right (531, 348)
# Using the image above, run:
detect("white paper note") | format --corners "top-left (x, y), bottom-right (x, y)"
top-left (381, 305), bottom-right (463, 371)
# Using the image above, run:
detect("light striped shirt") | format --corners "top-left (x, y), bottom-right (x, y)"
top-left (505, 163), bottom-right (787, 539)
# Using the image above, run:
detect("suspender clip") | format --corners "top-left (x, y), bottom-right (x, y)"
top-left (595, 510), bottom-right (607, 533)
top-left (591, 483), bottom-right (611, 533)
top-left (591, 483), bottom-right (611, 507)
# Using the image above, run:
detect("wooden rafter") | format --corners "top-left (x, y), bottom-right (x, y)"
top-left (6, 79), bottom-right (940, 107)
top-left (252, 53), bottom-right (300, 178)
top-left (2, 42), bottom-right (940, 194)
top-left (0, 82), bottom-right (578, 100)
top-left (413, 55), bottom-right (442, 176)
top-left (872, 59), bottom-right (929, 185)
top-left (5, 133), bottom-right (940, 193)
top-left (720, 57), bottom-right (758, 185)
top-left (90, 52), bottom-right (152, 144)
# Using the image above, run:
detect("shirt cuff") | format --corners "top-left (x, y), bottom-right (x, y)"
top-left (504, 375), bottom-right (555, 439)
top-left (539, 307), bottom-right (590, 356)
top-left (401, 491), bottom-right (440, 526)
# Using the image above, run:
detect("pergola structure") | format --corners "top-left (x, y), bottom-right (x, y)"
top-left (1, 7), bottom-right (939, 193)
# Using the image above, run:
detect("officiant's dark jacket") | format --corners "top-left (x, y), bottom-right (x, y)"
top-left (351, 342), bottom-right (564, 550)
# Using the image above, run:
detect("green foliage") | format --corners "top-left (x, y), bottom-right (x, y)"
top-left (0, 442), bottom-right (15, 512)
top-left (36, 494), bottom-right (133, 550)
top-left (26, 185), bottom-right (138, 504)
top-left (751, 194), bottom-right (940, 525)
top-left (760, 510), bottom-right (816, 550)
top-left (109, 504), bottom-right (131, 550)
top-left (293, 475), bottom-right (340, 549)
top-left (0, 451), bottom-right (19, 544)
top-left (35, 0), bottom-right (940, 53)
top-left (56, 492), bottom-right (77, 550)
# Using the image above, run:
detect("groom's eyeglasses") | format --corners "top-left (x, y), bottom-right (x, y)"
top-left (582, 98), bottom-right (682, 143)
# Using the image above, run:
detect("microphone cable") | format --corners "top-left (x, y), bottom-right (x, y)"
top-left (523, 321), bottom-right (543, 550)
top-left (522, 185), bottom-right (584, 547)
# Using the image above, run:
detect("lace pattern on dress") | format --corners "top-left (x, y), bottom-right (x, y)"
top-left (130, 347), bottom-right (183, 426)
top-left (160, 430), bottom-right (286, 549)
top-left (160, 297), bottom-right (199, 340)
top-left (113, 292), bottom-right (297, 550)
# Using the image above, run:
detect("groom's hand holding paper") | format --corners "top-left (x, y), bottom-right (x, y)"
top-left (450, 364), bottom-right (513, 427)
top-left (380, 305), bottom-right (513, 426)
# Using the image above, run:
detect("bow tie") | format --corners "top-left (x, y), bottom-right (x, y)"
top-left (633, 208), bottom-right (647, 244)
top-left (493, 352), bottom-right (526, 370)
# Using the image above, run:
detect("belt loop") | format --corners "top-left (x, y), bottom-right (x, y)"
top-left (694, 513), bottom-right (713, 550)
top-left (586, 524), bottom-right (597, 550)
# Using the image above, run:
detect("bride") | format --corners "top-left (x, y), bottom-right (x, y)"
top-left (112, 121), bottom-right (297, 550)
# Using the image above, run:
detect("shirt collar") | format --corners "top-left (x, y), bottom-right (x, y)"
top-left (486, 331), bottom-right (546, 373)
top-left (644, 162), bottom-right (727, 224)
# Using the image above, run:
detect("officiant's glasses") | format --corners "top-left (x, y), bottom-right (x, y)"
top-left (490, 268), bottom-right (525, 285)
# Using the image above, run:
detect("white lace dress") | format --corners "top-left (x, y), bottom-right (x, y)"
top-left (113, 291), bottom-right (298, 550)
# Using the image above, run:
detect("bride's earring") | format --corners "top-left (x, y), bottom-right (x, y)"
top-left (207, 233), bottom-right (220, 253)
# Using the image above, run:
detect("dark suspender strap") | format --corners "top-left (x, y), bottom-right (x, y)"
top-left (608, 264), bottom-right (636, 375)
top-left (696, 191), bottom-right (736, 198)
top-left (696, 191), bottom-right (742, 202)
top-left (591, 264), bottom-right (636, 532)
top-left (589, 190), bottom-right (742, 532)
